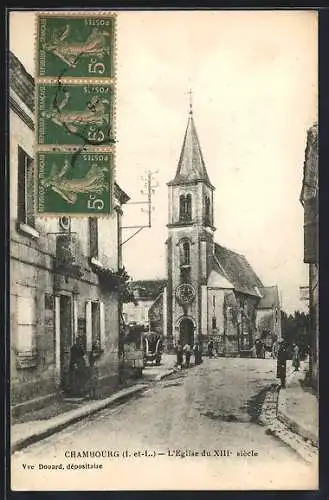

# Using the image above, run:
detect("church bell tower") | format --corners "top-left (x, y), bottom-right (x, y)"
top-left (166, 96), bottom-right (216, 348)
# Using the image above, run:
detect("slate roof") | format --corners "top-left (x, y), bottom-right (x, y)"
top-left (9, 51), bottom-right (35, 112)
top-left (168, 112), bottom-right (213, 188)
top-left (214, 243), bottom-right (264, 297)
top-left (300, 123), bottom-right (318, 203)
top-left (131, 279), bottom-right (167, 301)
top-left (258, 286), bottom-right (280, 309)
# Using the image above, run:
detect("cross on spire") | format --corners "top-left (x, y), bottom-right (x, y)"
top-left (188, 89), bottom-right (193, 115)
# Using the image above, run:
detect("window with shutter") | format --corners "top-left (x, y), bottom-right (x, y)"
top-left (92, 302), bottom-right (101, 347)
top-left (15, 291), bottom-right (38, 368)
top-left (89, 217), bottom-right (98, 259)
top-left (17, 146), bottom-right (35, 227)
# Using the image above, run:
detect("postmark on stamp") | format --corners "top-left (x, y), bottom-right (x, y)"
top-left (36, 83), bottom-right (114, 146)
top-left (36, 14), bottom-right (115, 79)
top-left (37, 150), bottom-right (113, 214)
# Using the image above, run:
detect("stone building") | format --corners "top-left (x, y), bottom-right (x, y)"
top-left (300, 123), bottom-right (318, 392)
top-left (10, 52), bottom-right (130, 416)
top-left (132, 106), bottom-right (281, 355)
top-left (256, 286), bottom-right (282, 345)
top-left (123, 280), bottom-right (167, 332)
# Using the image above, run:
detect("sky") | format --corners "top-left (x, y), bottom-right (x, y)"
top-left (9, 10), bottom-right (317, 314)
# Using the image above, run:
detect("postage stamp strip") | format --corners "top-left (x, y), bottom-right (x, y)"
top-left (36, 13), bottom-right (116, 80)
top-left (36, 82), bottom-right (114, 147)
top-left (37, 150), bottom-right (113, 215)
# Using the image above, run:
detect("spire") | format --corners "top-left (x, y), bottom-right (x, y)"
top-left (188, 89), bottom-right (193, 115)
top-left (168, 97), bottom-right (213, 188)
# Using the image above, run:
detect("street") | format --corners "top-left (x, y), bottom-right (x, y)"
top-left (11, 357), bottom-right (317, 490)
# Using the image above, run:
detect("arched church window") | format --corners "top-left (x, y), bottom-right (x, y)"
top-left (181, 241), bottom-right (190, 266)
top-left (205, 196), bottom-right (211, 225)
top-left (186, 194), bottom-right (192, 221)
top-left (179, 195), bottom-right (185, 221)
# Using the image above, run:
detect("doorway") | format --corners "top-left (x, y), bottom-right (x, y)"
top-left (59, 295), bottom-right (73, 390)
top-left (179, 317), bottom-right (194, 347)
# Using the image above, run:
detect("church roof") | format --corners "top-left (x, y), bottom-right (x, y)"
top-left (258, 286), bottom-right (280, 309)
top-left (168, 111), bottom-right (213, 188)
top-left (214, 243), bottom-right (264, 297)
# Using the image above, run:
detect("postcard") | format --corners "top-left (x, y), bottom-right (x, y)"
top-left (9, 9), bottom-right (318, 491)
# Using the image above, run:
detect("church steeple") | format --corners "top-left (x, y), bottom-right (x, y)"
top-left (168, 101), bottom-right (213, 188)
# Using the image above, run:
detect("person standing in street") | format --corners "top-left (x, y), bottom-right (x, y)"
top-left (193, 341), bottom-right (202, 365)
top-left (176, 340), bottom-right (183, 369)
top-left (292, 343), bottom-right (300, 371)
top-left (276, 339), bottom-right (288, 389)
top-left (207, 340), bottom-right (214, 358)
top-left (183, 343), bottom-right (191, 368)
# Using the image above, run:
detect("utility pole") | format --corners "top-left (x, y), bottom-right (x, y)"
top-left (120, 169), bottom-right (158, 247)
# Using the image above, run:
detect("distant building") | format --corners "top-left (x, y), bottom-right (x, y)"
top-left (300, 123), bottom-right (318, 392)
top-left (10, 52), bottom-right (130, 415)
top-left (256, 286), bottom-right (282, 344)
top-left (130, 105), bottom-right (281, 356)
top-left (123, 279), bottom-right (167, 330)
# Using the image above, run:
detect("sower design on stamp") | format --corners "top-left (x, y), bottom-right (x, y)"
top-left (37, 151), bottom-right (113, 215)
top-left (37, 14), bottom-right (115, 79)
top-left (37, 83), bottom-right (114, 146)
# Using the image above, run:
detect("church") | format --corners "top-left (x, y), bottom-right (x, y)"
top-left (125, 104), bottom-right (282, 356)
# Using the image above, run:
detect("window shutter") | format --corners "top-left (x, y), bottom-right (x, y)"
top-left (17, 147), bottom-right (26, 223)
top-left (26, 157), bottom-right (35, 227)
top-left (86, 301), bottom-right (92, 352)
top-left (99, 301), bottom-right (105, 350)
top-left (73, 297), bottom-right (78, 341)
top-left (89, 218), bottom-right (98, 259)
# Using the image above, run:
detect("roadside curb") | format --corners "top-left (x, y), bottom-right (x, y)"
top-left (259, 382), bottom-right (318, 465)
top-left (11, 384), bottom-right (148, 454)
top-left (277, 388), bottom-right (318, 448)
top-left (155, 368), bottom-right (176, 381)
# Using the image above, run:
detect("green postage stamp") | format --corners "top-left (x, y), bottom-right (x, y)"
top-left (36, 13), bottom-right (116, 79)
top-left (35, 12), bottom-right (116, 216)
top-left (36, 83), bottom-right (114, 146)
top-left (37, 150), bottom-right (113, 215)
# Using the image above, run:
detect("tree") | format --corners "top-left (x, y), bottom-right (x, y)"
top-left (281, 310), bottom-right (310, 358)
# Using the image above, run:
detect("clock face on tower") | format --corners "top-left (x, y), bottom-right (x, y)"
top-left (175, 283), bottom-right (196, 305)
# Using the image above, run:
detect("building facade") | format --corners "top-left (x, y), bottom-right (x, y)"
top-left (10, 52), bottom-right (130, 415)
top-left (300, 123), bottom-right (318, 392)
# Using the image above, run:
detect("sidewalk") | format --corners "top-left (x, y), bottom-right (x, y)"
top-left (277, 360), bottom-right (318, 448)
top-left (11, 355), bottom-right (176, 454)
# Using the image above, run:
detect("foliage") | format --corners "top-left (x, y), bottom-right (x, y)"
top-left (281, 310), bottom-right (310, 357)
top-left (114, 266), bottom-right (138, 304)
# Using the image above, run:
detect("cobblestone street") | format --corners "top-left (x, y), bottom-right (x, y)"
top-left (12, 357), bottom-right (318, 490)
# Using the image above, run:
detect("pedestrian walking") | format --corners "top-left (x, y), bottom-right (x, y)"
top-left (292, 343), bottom-right (300, 371)
top-left (183, 343), bottom-right (191, 368)
top-left (176, 340), bottom-right (183, 369)
top-left (193, 341), bottom-right (202, 365)
top-left (207, 340), bottom-right (214, 358)
top-left (276, 339), bottom-right (288, 389)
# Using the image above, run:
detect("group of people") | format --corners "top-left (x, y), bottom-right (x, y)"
top-left (68, 337), bottom-right (101, 398)
top-left (176, 340), bottom-right (203, 369)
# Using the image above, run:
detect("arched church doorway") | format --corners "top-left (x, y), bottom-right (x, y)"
top-left (179, 317), bottom-right (194, 347)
